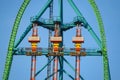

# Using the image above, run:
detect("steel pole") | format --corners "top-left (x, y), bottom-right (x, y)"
top-left (31, 56), bottom-right (36, 80)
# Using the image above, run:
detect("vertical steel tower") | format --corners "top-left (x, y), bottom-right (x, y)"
top-left (3, 0), bottom-right (111, 80)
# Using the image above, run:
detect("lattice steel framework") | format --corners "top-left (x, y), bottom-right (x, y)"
top-left (3, 0), bottom-right (111, 80)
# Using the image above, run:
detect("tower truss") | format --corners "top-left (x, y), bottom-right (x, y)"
top-left (3, 0), bottom-right (111, 80)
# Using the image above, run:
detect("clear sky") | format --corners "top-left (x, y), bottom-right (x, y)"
top-left (0, 0), bottom-right (120, 80)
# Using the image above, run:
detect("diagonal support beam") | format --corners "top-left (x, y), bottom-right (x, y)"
top-left (14, 0), bottom-right (53, 48)
top-left (15, 24), bottom-right (32, 48)
top-left (63, 70), bottom-right (74, 80)
top-left (67, 0), bottom-right (102, 48)
top-left (35, 57), bottom-right (55, 76)
top-left (45, 70), bottom-right (60, 80)
top-left (63, 57), bottom-right (84, 80)
top-left (35, 0), bottom-right (53, 20)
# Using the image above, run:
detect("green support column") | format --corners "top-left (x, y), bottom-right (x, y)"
top-left (58, 0), bottom-right (64, 80)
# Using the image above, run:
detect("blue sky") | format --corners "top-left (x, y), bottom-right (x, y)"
top-left (0, 0), bottom-right (120, 80)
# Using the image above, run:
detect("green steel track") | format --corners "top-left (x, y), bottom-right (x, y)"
top-left (3, 0), bottom-right (111, 80)
top-left (88, 0), bottom-right (111, 80)
top-left (3, 0), bottom-right (31, 80)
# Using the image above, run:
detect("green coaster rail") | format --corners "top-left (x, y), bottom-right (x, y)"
top-left (3, 0), bottom-right (31, 80)
top-left (88, 0), bottom-right (111, 80)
